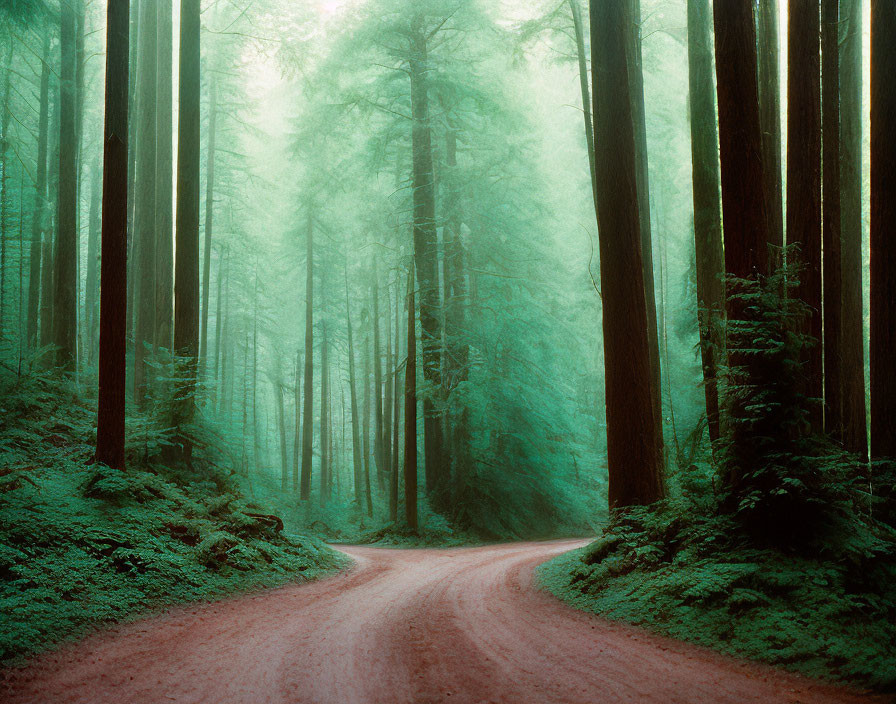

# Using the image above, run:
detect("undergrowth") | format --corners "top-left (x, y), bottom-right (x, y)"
top-left (0, 367), bottom-right (347, 664)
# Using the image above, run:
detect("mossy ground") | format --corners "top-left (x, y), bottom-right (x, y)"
top-left (0, 369), bottom-right (348, 665)
top-left (539, 503), bottom-right (896, 693)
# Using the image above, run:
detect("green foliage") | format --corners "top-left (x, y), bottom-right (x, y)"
top-left (0, 369), bottom-right (347, 664)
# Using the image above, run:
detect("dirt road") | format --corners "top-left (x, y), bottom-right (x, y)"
top-left (2, 540), bottom-right (883, 703)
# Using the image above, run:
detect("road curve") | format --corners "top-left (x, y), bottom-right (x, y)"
top-left (1, 540), bottom-right (884, 704)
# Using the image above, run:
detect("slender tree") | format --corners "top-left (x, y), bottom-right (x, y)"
top-left (840, 0), bottom-right (868, 458)
top-left (85, 163), bottom-right (101, 364)
top-left (54, 0), bottom-right (78, 369)
top-left (372, 268), bottom-right (384, 488)
top-left (293, 349), bottom-right (301, 492)
top-left (686, 0), bottom-right (725, 446)
top-left (300, 210), bottom-right (315, 500)
top-left (200, 75), bottom-right (218, 375)
top-left (277, 379), bottom-right (288, 491)
top-left (870, 0), bottom-right (896, 461)
top-left (569, 0), bottom-right (597, 214)
top-left (173, 0), bottom-right (201, 436)
top-left (591, 0), bottom-right (663, 507)
top-left (320, 322), bottom-right (330, 505)
top-left (96, 0), bottom-right (130, 470)
top-left (155, 0), bottom-right (174, 351)
top-left (346, 269), bottom-right (365, 511)
top-left (787, 0), bottom-right (822, 433)
top-left (27, 32), bottom-right (50, 349)
top-left (404, 261), bottom-right (418, 531)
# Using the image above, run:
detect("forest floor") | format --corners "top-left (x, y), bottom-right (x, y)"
top-left (0, 368), bottom-right (347, 666)
top-left (2, 540), bottom-right (887, 704)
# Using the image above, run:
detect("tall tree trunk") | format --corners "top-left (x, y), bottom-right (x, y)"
top-left (200, 75), bottom-right (217, 376)
top-left (173, 0), bottom-right (201, 436)
top-left (292, 349), bottom-right (301, 491)
top-left (840, 0), bottom-right (868, 458)
top-left (320, 322), bottom-right (330, 505)
top-left (390, 275), bottom-right (401, 523)
top-left (628, 0), bottom-right (664, 473)
top-left (54, 1), bottom-right (79, 370)
top-left (713, 0), bottom-right (772, 490)
top-left (126, 0), bottom-right (139, 344)
top-left (0, 42), bottom-right (12, 340)
top-left (133, 0), bottom-right (157, 402)
top-left (870, 1), bottom-right (896, 462)
top-left (300, 210), bottom-right (314, 500)
top-left (27, 32), bottom-right (50, 349)
top-left (85, 162), bottom-right (101, 365)
top-left (384, 278), bottom-right (394, 512)
top-left (96, 0), bottom-right (131, 470)
top-left (590, 0), bottom-right (663, 508)
top-left (569, 0), bottom-right (597, 216)
top-left (277, 380), bottom-right (288, 492)
top-left (822, 0), bottom-right (842, 439)
top-left (372, 268), bottom-right (385, 489)
top-left (686, 0), bottom-right (725, 447)
top-left (346, 269), bottom-right (365, 511)
top-left (409, 19), bottom-right (446, 501)
top-left (404, 261), bottom-right (418, 531)
top-left (787, 0), bottom-right (823, 433)
top-left (757, 0), bottom-right (785, 255)
top-left (155, 0), bottom-right (173, 352)
top-left (362, 332), bottom-right (373, 514)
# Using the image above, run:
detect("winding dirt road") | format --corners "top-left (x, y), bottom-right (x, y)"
top-left (2, 540), bottom-right (885, 704)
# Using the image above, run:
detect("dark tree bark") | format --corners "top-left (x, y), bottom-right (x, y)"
top-left (300, 211), bottom-right (314, 500)
top-left (840, 0), bottom-right (868, 458)
top-left (591, 0), bottom-right (664, 508)
top-left (757, 0), bottom-right (785, 255)
top-left (787, 0), bottom-right (822, 433)
top-left (200, 75), bottom-right (217, 376)
top-left (96, 0), bottom-right (130, 470)
top-left (54, 0), bottom-right (79, 369)
top-left (27, 32), bottom-right (50, 349)
top-left (686, 0), bottom-right (725, 446)
top-left (409, 18), bottom-right (446, 500)
top-left (870, 0), bottom-right (896, 461)
top-left (133, 0), bottom-right (157, 402)
top-left (822, 0), bottom-right (842, 439)
top-left (714, 2), bottom-right (770, 284)
top-left (404, 261), bottom-right (418, 531)
top-left (173, 0), bottom-right (201, 431)
top-left (0, 43), bottom-right (12, 338)
top-left (155, 0), bottom-right (173, 352)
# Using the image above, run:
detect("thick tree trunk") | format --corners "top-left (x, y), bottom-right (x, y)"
top-left (54, 1), bottom-right (79, 370)
top-left (757, 0), bottom-right (785, 255)
top-left (822, 0), bottom-right (842, 439)
top-left (404, 262), bottom-right (418, 531)
top-left (0, 43), bottom-right (12, 339)
top-left (27, 33), bottom-right (51, 349)
top-left (870, 1), bottom-right (896, 461)
top-left (155, 0), bottom-right (173, 352)
top-left (840, 0), bottom-right (868, 459)
top-left (409, 20), bottom-right (446, 501)
top-left (787, 0), bottom-right (823, 433)
top-left (200, 76), bottom-right (217, 376)
top-left (174, 0), bottom-right (201, 437)
top-left (133, 0), bottom-right (156, 402)
top-left (686, 0), bottom-right (725, 447)
top-left (95, 0), bottom-right (130, 470)
top-left (300, 211), bottom-right (314, 500)
top-left (591, 0), bottom-right (664, 508)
